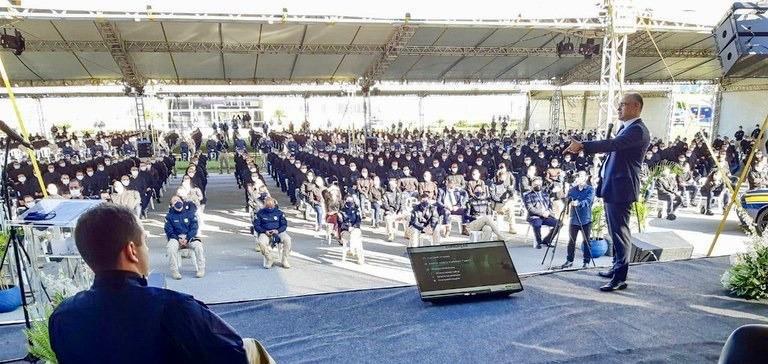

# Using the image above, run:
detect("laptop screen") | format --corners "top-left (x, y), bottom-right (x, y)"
top-left (407, 241), bottom-right (522, 299)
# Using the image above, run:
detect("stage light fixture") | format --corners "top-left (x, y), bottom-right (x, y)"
top-left (556, 37), bottom-right (574, 57)
top-left (578, 38), bottom-right (600, 59)
top-left (0, 28), bottom-right (25, 56)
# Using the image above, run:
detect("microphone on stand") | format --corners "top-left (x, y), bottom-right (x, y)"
top-left (0, 120), bottom-right (33, 149)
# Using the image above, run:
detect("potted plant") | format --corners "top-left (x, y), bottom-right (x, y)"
top-left (25, 292), bottom-right (68, 364)
top-left (587, 203), bottom-right (610, 258)
top-left (721, 233), bottom-right (768, 300)
top-left (0, 230), bottom-right (22, 313)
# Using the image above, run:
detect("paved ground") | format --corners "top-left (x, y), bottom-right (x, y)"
top-left (0, 171), bottom-right (752, 323)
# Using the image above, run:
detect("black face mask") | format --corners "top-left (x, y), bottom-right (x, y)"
top-left (533, 186), bottom-right (542, 192)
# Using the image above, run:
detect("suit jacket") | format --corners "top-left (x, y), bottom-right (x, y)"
top-left (583, 119), bottom-right (651, 203)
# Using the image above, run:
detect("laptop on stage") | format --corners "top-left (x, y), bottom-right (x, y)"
top-left (407, 240), bottom-right (523, 302)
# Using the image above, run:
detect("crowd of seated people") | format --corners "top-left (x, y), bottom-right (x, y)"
top-left (6, 130), bottom-right (177, 219)
top-left (262, 122), bottom-right (766, 257)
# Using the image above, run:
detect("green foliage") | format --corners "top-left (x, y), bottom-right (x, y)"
top-left (0, 230), bottom-right (9, 289)
top-left (631, 201), bottom-right (648, 232)
top-left (25, 292), bottom-right (68, 364)
top-left (723, 242), bottom-right (768, 300)
top-left (591, 203), bottom-right (606, 238)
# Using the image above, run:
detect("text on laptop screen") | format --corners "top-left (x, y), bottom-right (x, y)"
top-left (409, 241), bottom-right (521, 294)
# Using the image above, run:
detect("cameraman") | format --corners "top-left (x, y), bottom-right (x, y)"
top-left (560, 171), bottom-right (595, 269)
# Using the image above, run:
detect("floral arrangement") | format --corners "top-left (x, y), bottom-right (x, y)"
top-left (721, 232), bottom-right (768, 300)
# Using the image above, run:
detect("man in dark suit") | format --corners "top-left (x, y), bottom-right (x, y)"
top-left (564, 93), bottom-right (651, 292)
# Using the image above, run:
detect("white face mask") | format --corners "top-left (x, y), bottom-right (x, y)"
top-left (121, 180), bottom-right (130, 187)
top-left (131, 171), bottom-right (139, 178)
top-left (97, 167), bottom-right (105, 171)
top-left (61, 179), bottom-right (70, 185)
top-left (87, 171), bottom-right (94, 176)
top-left (76, 175), bottom-right (84, 180)
top-left (18, 177), bottom-right (26, 183)
top-left (70, 189), bottom-right (81, 197)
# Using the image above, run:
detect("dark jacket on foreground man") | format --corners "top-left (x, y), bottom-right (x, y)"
top-left (50, 271), bottom-right (248, 364)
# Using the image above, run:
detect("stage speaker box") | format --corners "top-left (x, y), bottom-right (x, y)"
top-left (630, 231), bottom-right (693, 263)
top-left (137, 139), bottom-right (153, 158)
top-left (714, 2), bottom-right (768, 77)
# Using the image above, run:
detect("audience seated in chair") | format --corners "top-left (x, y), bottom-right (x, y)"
top-left (524, 178), bottom-right (559, 249)
top-left (164, 195), bottom-right (205, 279)
top-left (253, 197), bottom-right (293, 269)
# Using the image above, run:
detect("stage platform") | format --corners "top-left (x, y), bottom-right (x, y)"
top-left (1, 256), bottom-right (765, 363)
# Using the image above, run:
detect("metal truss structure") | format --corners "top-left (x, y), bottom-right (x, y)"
top-left (361, 24), bottom-right (416, 89)
top-left (550, 88), bottom-right (563, 131)
top-left (94, 21), bottom-right (143, 89)
top-left (0, 6), bottom-right (712, 33)
top-left (23, 39), bottom-right (714, 59)
top-left (595, 0), bottom-right (633, 131)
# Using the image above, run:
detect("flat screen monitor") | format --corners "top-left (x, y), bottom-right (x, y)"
top-left (407, 241), bottom-right (523, 301)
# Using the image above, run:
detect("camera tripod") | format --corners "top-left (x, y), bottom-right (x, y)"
top-left (541, 197), bottom-right (598, 270)
top-left (0, 140), bottom-right (50, 363)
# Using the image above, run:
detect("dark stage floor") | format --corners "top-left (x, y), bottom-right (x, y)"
top-left (1, 256), bottom-right (766, 363)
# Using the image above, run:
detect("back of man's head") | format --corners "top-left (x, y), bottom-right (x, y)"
top-left (75, 203), bottom-right (145, 273)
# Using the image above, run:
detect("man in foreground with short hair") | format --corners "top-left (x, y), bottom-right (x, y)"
top-left (49, 204), bottom-right (274, 364)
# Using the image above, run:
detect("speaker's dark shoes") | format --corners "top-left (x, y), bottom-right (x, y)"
top-left (598, 271), bottom-right (614, 278)
top-left (599, 281), bottom-right (628, 292)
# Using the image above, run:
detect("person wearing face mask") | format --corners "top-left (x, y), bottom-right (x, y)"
top-left (253, 197), bottom-right (292, 269)
top-left (466, 169), bottom-right (487, 199)
top-left (700, 170), bottom-right (728, 216)
top-left (656, 166), bottom-right (682, 221)
top-left (129, 166), bottom-right (152, 218)
top-left (58, 174), bottom-right (72, 196)
top-left (114, 177), bottom-right (142, 217)
top-left (429, 159), bottom-right (447, 187)
top-left (177, 175), bottom-right (204, 212)
top-left (164, 195), bottom-right (204, 279)
top-left (418, 171), bottom-right (438, 201)
top-left (14, 173), bottom-right (42, 200)
top-left (489, 170), bottom-right (518, 235)
top-left (467, 158), bottom-right (488, 182)
top-left (464, 186), bottom-right (505, 241)
top-left (446, 163), bottom-right (467, 190)
top-left (677, 162), bottom-right (700, 207)
top-left (368, 175), bottom-right (385, 228)
top-left (523, 178), bottom-right (559, 249)
top-left (398, 166), bottom-right (419, 196)
top-left (520, 165), bottom-right (538, 193)
top-left (247, 185), bottom-right (270, 215)
top-left (44, 164), bottom-right (61, 186)
top-left (560, 171), bottom-right (595, 269)
top-left (67, 180), bottom-right (85, 200)
top-left (354, 167), bottom-right (372, 214)
top-left (408, 194), bottom-right (442, 247)
top-left (382, 179), bottom-right (406, 241)
top-left (545, 158), bottom-right (564, 187)
top-left (304, 176), bottom-right (326, 231)
top-left (338, 197), bottom-right (365, 264)
top-left (747, 158), bottom-right (768, 190)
